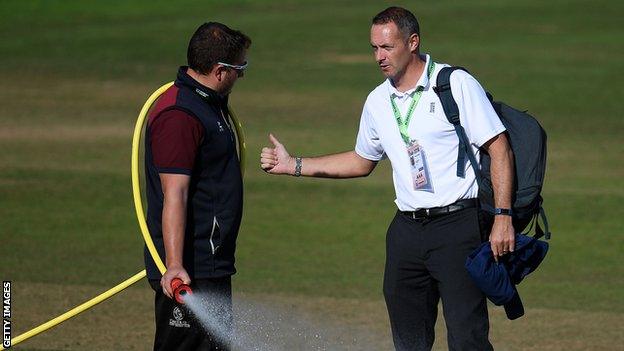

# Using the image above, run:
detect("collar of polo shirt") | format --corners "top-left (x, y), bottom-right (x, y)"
top-left (389, 54), bottom-right (433, 98)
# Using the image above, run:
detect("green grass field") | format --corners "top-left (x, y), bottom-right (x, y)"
top-left (1, 0), bottom-right (623, 350)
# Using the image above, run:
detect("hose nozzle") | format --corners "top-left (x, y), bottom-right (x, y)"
top-left (171, 278), bottom-right (192, 304)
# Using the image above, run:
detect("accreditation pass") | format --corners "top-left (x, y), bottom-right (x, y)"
top-left (407, 139), bottom-right (434, 192)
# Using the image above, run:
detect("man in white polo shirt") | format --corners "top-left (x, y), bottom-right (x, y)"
top-left (260, 6), bottom-right (514, 351)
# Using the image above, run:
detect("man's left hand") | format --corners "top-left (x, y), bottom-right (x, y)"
top-left (489, 216), bottom-right (515, 262)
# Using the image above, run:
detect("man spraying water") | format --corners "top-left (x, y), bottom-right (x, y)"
top-left (144, 22), bottom-right (251, 350)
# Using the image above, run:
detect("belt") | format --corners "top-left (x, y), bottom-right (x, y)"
top-left (401, 198), bottom-right (478, 220)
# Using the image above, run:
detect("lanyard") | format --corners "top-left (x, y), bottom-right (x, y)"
top-left (390, 60), bottom-right (435, 144)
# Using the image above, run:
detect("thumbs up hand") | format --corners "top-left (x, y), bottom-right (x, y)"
top-left (260, 133), bottom-right (295, 175)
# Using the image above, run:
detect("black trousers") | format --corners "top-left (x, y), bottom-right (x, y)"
top-left (383, 207), bottom-right (493, 351)
top-left (149, 277), bottom-right (233, 351)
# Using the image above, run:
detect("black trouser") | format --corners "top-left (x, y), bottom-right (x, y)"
top-left (383, 207), bottom-right (493, 351)
top-left (149, 277), bottom-right (232, 351)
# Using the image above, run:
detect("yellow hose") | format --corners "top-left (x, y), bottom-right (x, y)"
top-left (132, 81), bottom-right (174, 275)
top-left (1, 270), bottom-right (147, 350)
top-left (229, 106), bottom-right (247, 175)
top-left (4, 81), bottom-right (246, 349)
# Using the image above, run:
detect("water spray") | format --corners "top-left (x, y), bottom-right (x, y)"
top-left (171, 278), bottom-right (193, 304)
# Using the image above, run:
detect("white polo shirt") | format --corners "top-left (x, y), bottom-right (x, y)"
top-left (355, 54), bottom-right (506, 211)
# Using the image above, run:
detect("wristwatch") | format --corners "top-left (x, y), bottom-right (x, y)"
top-left (294, 157), bottom-right (302, 177)
top-left (494, 208), bottom-right (513, 216)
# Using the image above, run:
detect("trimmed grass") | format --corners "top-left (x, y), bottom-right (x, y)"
top-left (10, 282), bottom-right (624, 351)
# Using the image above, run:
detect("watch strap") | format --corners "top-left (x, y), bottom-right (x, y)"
top-left (494, 208), bottom-right (513, 216)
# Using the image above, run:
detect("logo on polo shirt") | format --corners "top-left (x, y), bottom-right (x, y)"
top-left (217, 121), bottom-right (225, 132)
top-left (429, 102), bottom-right (436, 114)
top-left (169, 306), bottom-right (190, 328)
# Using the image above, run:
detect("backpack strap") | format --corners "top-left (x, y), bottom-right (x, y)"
top-left (518, 197), bottom-right (552, 240)
top-left (534, 206), bottom-right (551, 240)
top-left (434, 66), bottom-right (483, 189)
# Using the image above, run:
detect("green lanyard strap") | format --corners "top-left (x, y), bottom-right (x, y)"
top-left (390, 60), bottom-right (435, 144)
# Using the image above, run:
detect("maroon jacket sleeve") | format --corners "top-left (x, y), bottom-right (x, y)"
top-left (149, 109), bottom-right (204, 175)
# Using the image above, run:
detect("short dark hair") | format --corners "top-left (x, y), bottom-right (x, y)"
top-left (372, 7), bottom-right (420, 39)
top-left (187, 22), bottom-right (251, 74)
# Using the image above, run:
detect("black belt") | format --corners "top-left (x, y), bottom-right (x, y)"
top-left (401, 198), bottom-right (478, 220)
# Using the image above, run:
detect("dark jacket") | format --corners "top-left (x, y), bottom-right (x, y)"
top-left (465, 234), bottom-right (549, 319)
